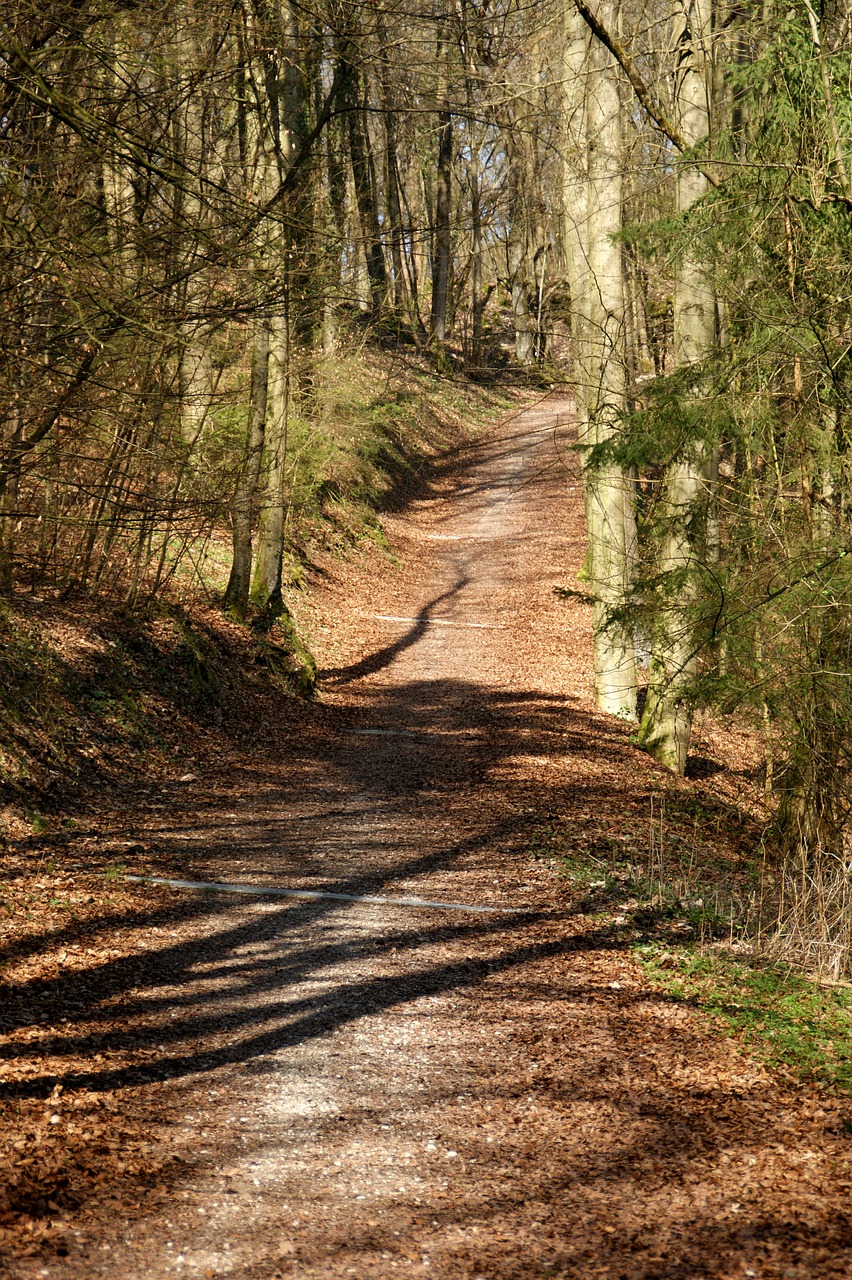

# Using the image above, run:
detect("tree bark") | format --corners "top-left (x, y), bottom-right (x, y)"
top-left (637, 0), bottom-right (715, 773)
top-left (224, 316), bottom-right (269, 618)
top-left (430, 11), bottom-right (453, 344)
top-left (470, 125), bottom-right (484, 365)
top-left (505, 134), bottom-right (536, 365)
top-left (580, 0), bottom-right (637, 718)
top-left (173, 4), bottom-right (215, 449)
top-left (375, 11), bottom-right (406, 314)
top-left (250, 309), bottom-right (289, 615)
top-left (508, 237), bottom-right (534, 363)
top-left (247, 0), bottom-right (303, 618)
top-left (225, 0), bottom-right (303, 619)
top-left (338, 30), bottom-right (387, 320)
top-left (562, 9), bottom-right (592, 440)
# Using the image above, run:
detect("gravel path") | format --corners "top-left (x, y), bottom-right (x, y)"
top-left (8, 395), bottom-right (852, 1280)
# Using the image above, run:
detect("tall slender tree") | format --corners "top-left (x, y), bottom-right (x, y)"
top-left (636, 0), bottom-right (716, 771)
top-left (567, 0), bottom-right (637, 717)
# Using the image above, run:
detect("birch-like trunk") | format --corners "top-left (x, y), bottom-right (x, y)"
top-left (250, 309), bottom-right (289, 613)
top-left (248, 0), bottom-right (303, 617)
top-left (637, 0), bottom-right (715, 772)
top-left (562, 11), bottom-right (591, 446)
top-left (582, 0), bottom-right (636, 718)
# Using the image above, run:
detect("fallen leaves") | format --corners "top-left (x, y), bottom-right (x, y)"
top-left (1, 397), bottom-right (852, 1280)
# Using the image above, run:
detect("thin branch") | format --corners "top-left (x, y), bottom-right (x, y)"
top-left (571, 0), bottom-right (720, 190)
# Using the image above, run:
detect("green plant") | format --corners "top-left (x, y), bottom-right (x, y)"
top-left (25, 809), bottom-right (48, 835)
top-left (637, 943), bottom-right (852, 1093)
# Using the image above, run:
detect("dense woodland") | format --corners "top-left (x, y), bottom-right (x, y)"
top-left (2, 0), bottom-right (852, 973)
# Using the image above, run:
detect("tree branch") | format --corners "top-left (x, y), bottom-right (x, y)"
top-left (258, 61), bottom-right (348, 217)
top-left (571, 0), bottom-right (719, 190)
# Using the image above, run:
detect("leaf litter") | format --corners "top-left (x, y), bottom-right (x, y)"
top-left (1, 394), bottom-right (851, 1278)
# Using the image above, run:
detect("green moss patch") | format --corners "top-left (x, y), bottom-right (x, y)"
top-left (637, 943), bottom-right (852, 1095)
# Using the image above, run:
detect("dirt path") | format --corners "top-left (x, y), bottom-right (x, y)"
top-left (6, 395), bottom-right (852, 1279)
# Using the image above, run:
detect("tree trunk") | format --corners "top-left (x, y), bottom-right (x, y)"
top-left (505, 133), bottom-right (535, 365)
top-left (470, 127), bottom-right (484, 365)
top-left (431, 108), bottom-right (453, 342)
top-left (173, 5), bottom-right (215, 449)
top-left (248, 0), bottom-right (303, 618)
top-left (225, 0), bottom-right (303, 619)
top-left (338, 36), bottom-right (387, 319)
top-left (431, 13), bottom-right (453, 344)
top-left (224, 317), bottom-right (269, 618)
top-left (581, 0), bottom-right (637, 718)
top-left (508, 237), bottom-right (534, 364)
top-left (102, 25), bottom-right (137, 283)
top-left (324, 109), bottom-right (348, 350)
top-left (376, 12), bottom-right (406, 314)
top-left (250, 310), bottom-right (289, 616)
top-left (562, 9), bottom-right (591, 438)
top-left (637, 0), bottom-right (715, 772)
top-left (399, 157), bottom-right (428, 334)
top-left (0, 410), bottom-right (23, 594)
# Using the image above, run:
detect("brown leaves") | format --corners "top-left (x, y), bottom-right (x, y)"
top-left (0, 397), bottom-right (850, 1280)
top-left (0, 1081), bottom-right (181, 1265)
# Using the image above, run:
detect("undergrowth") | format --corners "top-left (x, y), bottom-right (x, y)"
top-left (637, 944), bottom-right (852, 1095)
top-left (529, 791), bottom-right (852, 1096)
top-left (0, 599), bottom-right (317, 818)
top-left (0, 346), bottom-right (523, 828)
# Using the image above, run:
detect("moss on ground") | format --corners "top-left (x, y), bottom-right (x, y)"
top-left (526, 802), bottom-right (852, 1098)
top-left (636, 943), bottom-right (852, 1095)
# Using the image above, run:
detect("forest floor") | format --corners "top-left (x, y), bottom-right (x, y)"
top-left (2, 392), bottom-right (852, 1279)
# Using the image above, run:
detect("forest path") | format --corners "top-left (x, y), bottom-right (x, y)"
top-left (23, 395), bottom-right (852, 1279)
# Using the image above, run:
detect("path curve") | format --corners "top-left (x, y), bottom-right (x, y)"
top-left (29, 394), bottom-right (852, 1280)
